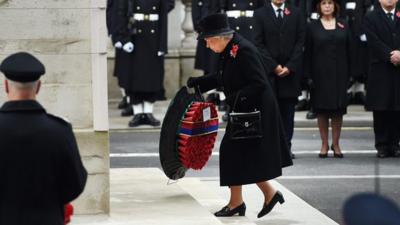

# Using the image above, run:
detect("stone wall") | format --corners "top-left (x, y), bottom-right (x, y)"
top-left (0, 0), bottom-right (110, 214)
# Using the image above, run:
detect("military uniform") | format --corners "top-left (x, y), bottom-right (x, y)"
top-left (0, 52), bottom-right (87, 225)
top-left (212, 0), bottom-right (267, 42)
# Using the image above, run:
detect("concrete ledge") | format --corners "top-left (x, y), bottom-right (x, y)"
top-left (72, 168), bottom-right (225, 225)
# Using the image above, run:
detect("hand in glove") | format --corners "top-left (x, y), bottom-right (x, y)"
top-left (114, 41), bottom-right (123, 49)
top-left (123, 42), bottom-right (134, 53)
top-left (186, 77), bottom-right (200, 88)
top-left (157, 51), bottom-right (165, 56)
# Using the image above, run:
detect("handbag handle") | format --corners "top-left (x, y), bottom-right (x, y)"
top-left (231, 90), bottom-right (242, 113)
top-left (195, 85), bottom-right (205, 102)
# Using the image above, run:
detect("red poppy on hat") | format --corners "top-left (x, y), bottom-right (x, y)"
top-left (230, 44), bottom-right (239, 58)
top-left (284, 8), bottom-right (291, 16)
top-left (337, 22), bottom-right (345, 29)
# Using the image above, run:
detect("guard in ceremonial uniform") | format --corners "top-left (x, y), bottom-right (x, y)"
top-left (114, 0), bottom-right (175, 127)
top-left (364, 0), bottom-right (400, 158)
top-left (212, 0), bottom-right (267, 42)
top-left (253, 0), bottom-right (306, 159)
top-left (0, 52), bottom-right (87, 225)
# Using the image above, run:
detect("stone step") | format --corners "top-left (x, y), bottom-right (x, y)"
top-left (71, 168), bottom-right (224, 225)
top-left (194, 179), bottom-right (339, 225)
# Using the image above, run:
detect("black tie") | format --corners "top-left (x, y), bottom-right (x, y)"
top-left (387, 12), bottom-right (394, 22)
top-left (277, 8), bottom-right (283, 26)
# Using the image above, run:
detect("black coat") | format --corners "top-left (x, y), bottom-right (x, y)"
top-left (0, 100), bottom-right (87, 225)
top-left (212, 0), bottom-right (267, 42)
top-left (304, 19), bottom-right (354, 111)
top-left (193, 0), bottom-right (219, 73)
top-left (113, 0), bottom-right (174, 93)
top-left (364, 7), bottom-right (400, 110)
top-left (194, 33), bottom-right (292, 186)
top-left (253, 4), bottom-right (306, 99)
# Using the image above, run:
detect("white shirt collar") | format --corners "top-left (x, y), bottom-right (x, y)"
top-left (271, 2), bottom-right (285, 15)
top-left (382, 7), bottom-right (395, 15)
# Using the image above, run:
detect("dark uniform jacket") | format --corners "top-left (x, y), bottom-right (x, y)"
top-left (193, 33), bottom-right (292, 186)
top-left (212, 0), bottom-right (267, 42)
top-left (253, 3), bottom-right (306, 99)
top-left (0, 100), bottom-right (87, 225)
top-left (193, 0), bottom-right (219, 73)
top-left (364, 6), bottom-right (400, 110)
top-left (305, 19), bottom-right (354, 111)
top-left (113, 0), bottom-right (175, 93)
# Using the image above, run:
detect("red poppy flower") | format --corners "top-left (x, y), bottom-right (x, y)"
top-left (396, 11), bottom-right (400, 18)
top-left (64, 204), bottom-right (74, 224)
top-left (337, 22), bottom-right (345, 29)
top-left (230, 44), bottom-right (239, 58)
top-left (284, 8), bottom-right (291, 16)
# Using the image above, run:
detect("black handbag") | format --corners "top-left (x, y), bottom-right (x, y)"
top-left (229, 92), bottom-right (263, 140)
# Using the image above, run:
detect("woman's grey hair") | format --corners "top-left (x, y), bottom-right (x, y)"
top-left (219, 33), bottom-right (234, 40)
top-left (7, 79), bottom-right (38, 90)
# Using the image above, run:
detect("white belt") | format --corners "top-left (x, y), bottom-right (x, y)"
top-left (133, 13), bottom-right (159, 21)
top-left (226, 10), bottom-right (254, 18)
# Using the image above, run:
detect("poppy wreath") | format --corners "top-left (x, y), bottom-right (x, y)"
top-left (64, 203), bottom-right (74, 225)
top-left (178, 102), bottom-right (218, 170)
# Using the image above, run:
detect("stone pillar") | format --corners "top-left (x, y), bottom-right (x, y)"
top-left (0, 0), bottom-right (110, 214)
top-left (179, 0), bottom-right (202, 87)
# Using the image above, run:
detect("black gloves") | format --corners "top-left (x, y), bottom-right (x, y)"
top-left (186, 77), bottom-right (199, 88)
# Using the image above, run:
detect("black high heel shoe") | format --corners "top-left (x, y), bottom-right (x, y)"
top-left (214, 202), bottom-right (246, 217)
top-left (318, 146), bottom-right (329, 158)
top-left (257, 191), bottom-right (285, 218)
top-left (331, 144), bottom-right (344, 158)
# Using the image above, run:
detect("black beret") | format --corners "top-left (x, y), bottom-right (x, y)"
top-left (0, 52), bottom-right (45, 82)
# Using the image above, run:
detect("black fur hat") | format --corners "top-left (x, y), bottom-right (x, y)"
top-left (197, 13), bottom-right (234, 39)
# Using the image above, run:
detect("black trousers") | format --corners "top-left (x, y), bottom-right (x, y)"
top-left (373, 111), bottom-right (400, 153)
top-left (277, 98), bottom-right (298, 151)
top-left (128, 92), bottom-right (158, 104)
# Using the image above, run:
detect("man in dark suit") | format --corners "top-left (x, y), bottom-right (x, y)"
top-left (364, 0), bottom-right (400, 158)
top-left (253, 0), bottom-right (306, 159)
top-left (0, 52), bottom-right (87, 225)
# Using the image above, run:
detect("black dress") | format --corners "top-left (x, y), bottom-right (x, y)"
top-left (305, 19), bottom-right (353, 115)
top-left (193, 33), bottom-right (293, 186)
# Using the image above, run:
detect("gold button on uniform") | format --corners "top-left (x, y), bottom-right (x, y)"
top-left (136, 6), bottom-right (140, 10)
top-left (198, 1), bottom-right (203, 6)
top-left (153, 6), bottom-right (157, 10)
top-left (138, 29), bottom-right (142, 33)
top-left (232, 3), bottom-right (236, 7)
top-left (151, 29), bottom-right (155, 33)
top-left (236, 26), bottom-right (240, 30)
top-left (249, 25), bottom-right (253, 29)
top-left (249, 2), bottom-right (253, 6)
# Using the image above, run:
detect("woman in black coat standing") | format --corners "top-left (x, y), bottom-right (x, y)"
top-left (187, 13), bottom-right (293, 218)
top-left (305, 0), bottom-right (353, 158)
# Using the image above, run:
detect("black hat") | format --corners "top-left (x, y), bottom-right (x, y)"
top-left (197, 13), bottom-right (234, 39)
top-left (0, 52), bottom-right (45, 82)
top-left (343, 193), bottom-right (400, 225)
top-left (312, 0), bottom-right (340, 11)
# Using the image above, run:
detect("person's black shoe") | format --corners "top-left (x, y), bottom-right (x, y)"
top-left (128, 114), bottom-right (144, 127)
top-left (214, 203), bottom-right (246, 217)
top-left (121, 106), bottom-right (133, 117)
top-left (377, 150), bottom-right (390, 158)
top-left (257, 191), bottom-right (285, 218)
top-left (353, 92), bottom-right (366, 105)
top-left (318, 147), bottom-right (329, 158)
top-left (118, 96), bottom-right (129, 109)
top-left (330, 145), bottom-right (344, 158)
top-left (143, 113), bottom-right (160, 126)
top-left (295, 99), bottom-right (310, 111)
top-left (306, 111), bottom-right (317, 120)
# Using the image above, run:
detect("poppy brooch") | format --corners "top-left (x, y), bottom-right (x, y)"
top-left (230, 44), bottom-right (239, 58)
top-left (337, 22), bottom-right (345, 29)
top-left (284, 8), bottom-right (291, 16)
top-left (396, 11), bottom-right (400, 18)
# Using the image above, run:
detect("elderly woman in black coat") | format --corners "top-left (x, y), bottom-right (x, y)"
top-left (187, 13), bottom-right (293, 218)
top-left (305, 0), bottom-right (353, 158)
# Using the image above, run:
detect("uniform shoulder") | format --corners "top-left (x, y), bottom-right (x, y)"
top-left (254, 5), bottom-right (268, 16)
top-left (47, 113), bottom-right (72, 128)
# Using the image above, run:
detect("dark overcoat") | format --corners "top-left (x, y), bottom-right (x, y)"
top-left (212, 0), bottom-right (267, 42)
top-left (0, 100), bottom-right (87, 225)
top-left (114, 0), bottom-right (174, 93)
top-left (304, 19), bottom-right (354, 111)
top-left (253, 4), bottom-right (306, 99)
top-left (194, 33), bottom-right (293, 186)
top-left (193, 0), bottom-right (219, 73)
top-left (364, 7), bottom-right (400, 110)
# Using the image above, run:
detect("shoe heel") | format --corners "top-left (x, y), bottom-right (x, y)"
top-left (277, 191), bottom-right (285, 204)
top-left (238, 208), bottom-right (246, 216)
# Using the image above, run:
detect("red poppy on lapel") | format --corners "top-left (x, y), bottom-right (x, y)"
top-left (230, 44), bottom-right (239, 58)
top-left (396, 11), bottom-right (400, 18)
top-left (284, 8), bottom-right (291, 16)
top-left (337, 22), bottom-right (345, 29)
